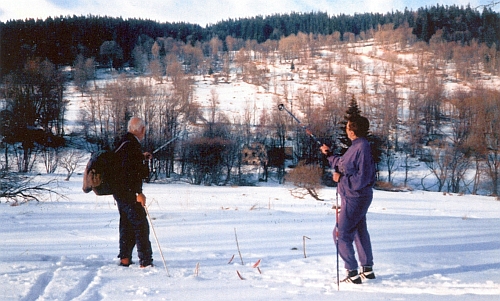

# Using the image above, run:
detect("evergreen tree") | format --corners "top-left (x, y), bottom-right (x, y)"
top-left (338, 96), bottom-right (381, 166)
top-left (339, 95), bottom-right (362, 152)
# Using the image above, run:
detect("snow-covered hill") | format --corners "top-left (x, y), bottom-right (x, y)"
top-left (62, 37), bottom-right (500, 193)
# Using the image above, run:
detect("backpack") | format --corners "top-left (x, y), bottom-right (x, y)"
top-left (82, 141), bottom-right (128, 195)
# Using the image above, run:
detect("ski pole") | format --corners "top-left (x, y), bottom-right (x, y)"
top-left (145, 206), bottom-right (170, 276)
top-left (277, 104), bottom-right (322, 146)
top-left (335, 189), bottom-right (340, 291)
top-left (148, 135), bottom-right (181, 182)
top-left (153, 136), bottom-right (180, 154)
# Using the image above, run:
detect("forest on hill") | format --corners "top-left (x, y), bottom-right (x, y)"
top-left (1, 4), bottom-right (499, 75)
top-left (1, 4), bottom-right (500, 201)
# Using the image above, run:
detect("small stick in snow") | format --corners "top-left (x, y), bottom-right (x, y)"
top-left (303, 236), bottom-right (311, 258)
top-left (194, 262), bottom-right (200, 277)
top-left (236, 270), bottom-right (245, 280)
top-left (252, 259), bottom-right (262, 274)
top-left (252, 259), bottom-right (261, 268)
top-left (228, 254), bottom-right (235, 264)
top-left (234, 228), bottom-right (244, 265)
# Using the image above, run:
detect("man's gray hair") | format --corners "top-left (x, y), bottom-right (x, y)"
top-left (127, 117), bottom-right (145, 132)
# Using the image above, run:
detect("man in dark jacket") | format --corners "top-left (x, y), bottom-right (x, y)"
top-left (114, 117), bottom-right (153, 268)
top-left (320, 115), bottom-right (376, 284)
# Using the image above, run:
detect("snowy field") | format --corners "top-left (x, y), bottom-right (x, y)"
top-left (1, 176), bottom-right (500, 301)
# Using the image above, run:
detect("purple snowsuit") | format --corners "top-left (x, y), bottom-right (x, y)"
top-left (326, 137), bottom-right (376, 270)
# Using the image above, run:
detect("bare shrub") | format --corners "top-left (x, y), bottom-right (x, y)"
top-left (285, 161), bottom-right (323, 201)
top-left (60, 148), bottom-right (86, 181)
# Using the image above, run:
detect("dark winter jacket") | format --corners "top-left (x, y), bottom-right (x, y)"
top-left (114, 132), bottom-right (149, 197)
top-left (327, 137), bottom-right (376, 199)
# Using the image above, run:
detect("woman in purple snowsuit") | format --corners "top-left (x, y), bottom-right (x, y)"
top-left (320, 115), bottom-right (376, 284)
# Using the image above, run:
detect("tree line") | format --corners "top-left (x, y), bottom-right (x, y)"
top-left (1, 5), bottom-right (499, 76)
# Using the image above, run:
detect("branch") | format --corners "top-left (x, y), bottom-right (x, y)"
top-left (1, 172), bottom-right (66, 205)
top-left (234, 228), bottom-right (244, 265)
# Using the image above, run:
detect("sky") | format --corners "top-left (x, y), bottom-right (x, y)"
top-left (0, 0), bottom-right (494, 26)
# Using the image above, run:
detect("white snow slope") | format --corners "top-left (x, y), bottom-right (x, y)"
top-left (1, 177), bottom-right (500, 301)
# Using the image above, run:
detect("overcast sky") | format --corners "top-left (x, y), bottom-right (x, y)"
top-left (0, 0), bottom-right (494, 26)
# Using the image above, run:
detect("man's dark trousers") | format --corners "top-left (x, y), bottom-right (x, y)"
top-left (115, 192), bottom-right (153, 266)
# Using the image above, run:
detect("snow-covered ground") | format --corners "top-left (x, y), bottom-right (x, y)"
top-left (1, 176), bottom-right (500, 300)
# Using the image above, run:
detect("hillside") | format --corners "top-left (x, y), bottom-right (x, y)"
top-left (2, 19), bottom-right (500, 198)
top-left (59, 35), bottom-right (500, 195)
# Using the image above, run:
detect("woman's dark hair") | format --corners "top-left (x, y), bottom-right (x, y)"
top-left (347, 115), bottom-right (370, 138)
